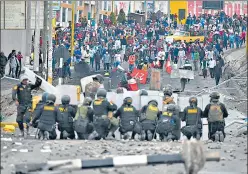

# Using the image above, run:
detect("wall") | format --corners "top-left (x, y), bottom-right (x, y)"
top-left (0, 30), bottom-right (31, 55)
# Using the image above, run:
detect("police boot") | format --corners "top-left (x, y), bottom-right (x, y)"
top-left (122, 132), bottom-right (130, 140)
top-left (88, 131), bottom-right (99, 140)
top-left (106, 131), bottom-right (116, 140)
top-left (167, 132), bottom-right (174, 142)
top-left (218, 131), bottom-right (224, 142)
top-left (140, 130), bottom-right (146, 141)
top-left (214, 131), bottom-right (220, 142)
top-left (43, 131), bottom-right (50, 140)
top-left (62, 130), bottom-right (69, 139)
top-left (147, 130), bottom-right (153, 141)
top-left (196, 133), bottom-right (201, 140)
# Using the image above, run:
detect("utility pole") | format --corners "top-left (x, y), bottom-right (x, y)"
top-left (42, 1), bottom-right (48, 74)
top-left (25, 1), bottom-right (32, 66)
top-left (112, 0), bottom-right (114, 12)
top-left (47, 2), bottom-right (53, 84)
top-left (71, 1), bottom-right (75, 62)
top-left (168, 0), bottom-right (170, 27)
top-left (34, 0), bottom-right (41, 72)
top-left (95, 0), bottom-right (99, 27)
top-left (144, 0), bottom-right (147, 21)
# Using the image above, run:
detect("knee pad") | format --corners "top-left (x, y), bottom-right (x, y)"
top-left (147, 130), bottom-right (153, 141)
top-left (140, 131), bottom-right (146, 141)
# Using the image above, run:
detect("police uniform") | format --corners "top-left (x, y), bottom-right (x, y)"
top-left (114, 102), bottom-right (141, 139)
top-left (157, 110), bottom-right (177, 141)
top-left (12, 77), bottom-right (42, 134)
top-left (181, 106), bottom-right (203, 140)
top-left (203, 97), bottom-right (228, 142)
top-left (57, 104), bottom-right (76, 139)
top-left (32, 93), bottom-right (49, 128)
top-left (74, 104), bottom-right (94, 140)
top-left (92, 97), bottom-right (118, 139)
top-left (32, 101), bottom-right (59, 140)
top-left (140, 101), bottom-right (160, 141)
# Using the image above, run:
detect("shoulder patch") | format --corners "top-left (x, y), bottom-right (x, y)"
top-left (44, 106), bottom-right (55, 111)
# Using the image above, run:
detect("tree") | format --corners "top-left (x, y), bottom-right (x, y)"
top-left (117, 9), bottom-right (126, 24)
top-left (110, 12), bottom-right (117, 25)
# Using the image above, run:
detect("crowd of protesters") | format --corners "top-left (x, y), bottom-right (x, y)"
top-left (1, 10), bottom-right (246, 84)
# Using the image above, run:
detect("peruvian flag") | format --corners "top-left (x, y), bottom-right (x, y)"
top-left (165, 58), bottom-right (172, 74)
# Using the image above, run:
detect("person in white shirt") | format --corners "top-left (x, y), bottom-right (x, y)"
top-left (157, 48), bottom-right (165, 69)
top-left (84, 50), bottom-right (90, 64)
top-left (178, 47), bottom-right (186, 68)
top-left (208, 58), bottom-right (216, 78)
top-left (114, 52), bottom-right (121, 67)
top-left (207, 49), bottom-right (214, 60)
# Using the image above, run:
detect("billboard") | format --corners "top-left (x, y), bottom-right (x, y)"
top-left (202, 1), bottom-right (224, 10)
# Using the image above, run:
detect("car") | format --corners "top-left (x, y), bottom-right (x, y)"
top-left (165, 31), bottom-right (205, 43)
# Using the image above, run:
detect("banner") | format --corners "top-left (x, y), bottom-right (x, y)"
top-left (130, 68), bottom-right (148, 84)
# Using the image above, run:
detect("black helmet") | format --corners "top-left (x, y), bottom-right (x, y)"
top-left (94, 74), bottom-right (104, 83)
top-left (61, 95), bottom-right (70, 105)
top-left (123, 97), bottom-right (132, 105)
top-left (163, 85), bottom-right (173, 96)
top-left (140, 89), bottom-right (148, 96)
top-left (41, 92), bottom-right (49, 102)
top-left (209, 92), bottom-right (220, 99)
top-left (97, 88), bottom-right (107, 98)
top-left (148, 100), bottom-right (158, 107)
top-left (83, 97), bottom-right (92, 106)
top-left (189, 97), bottom-right (198, 106)
top-left (46, 94), bottom-right (56, 104)
top-left (167, 104), bottom-right (176, 112)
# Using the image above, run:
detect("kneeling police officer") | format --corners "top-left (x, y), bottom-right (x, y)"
top-left (203, 92), bottom-right (228, 142)
top-left (57, 95), bottom-right (77, 139)
top-left (140, 100), bottom-right (160, 141)
top-left (156, 104), bottom-right (180, 141)
top-left (89, 89), bottom-right (118, 140)
top-left (181, 97), bottom-right (203, 140)
top-left (31, 94), bottom-right (58, 140)
top-left (114, 97), bottom-right (141, 140)
top-left (74, 97), bottom-right (94, 140)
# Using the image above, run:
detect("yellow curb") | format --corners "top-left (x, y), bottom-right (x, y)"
top-left (0, 122), bottom-right (27, 128)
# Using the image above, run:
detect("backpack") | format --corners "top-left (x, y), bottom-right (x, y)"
top-left (208, 102), bottom-right (223, 122)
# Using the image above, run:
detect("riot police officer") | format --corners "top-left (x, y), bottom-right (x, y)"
top-left (203, 92), bottom-right (228, 142)
top-left (32, 92), bottom-right (49, 128)
top-left (114, 97), bottom-right (141, 140)
top-left (57, 95), bottom-right (77, 139)
top-left (181, 97), bottom-right (203, 140)
top-left (89, 89), bottom-right (118, 140)
top-left (140, 100), bottom-right (160, 141)
top-left (31, 94), bottom-right (59, 140)
top-left (156, 104), bottom-right (180, 141)
top-left (12, 75), bottom-right (42, 137)
top-left (74, 97), bottom-right (94, 140)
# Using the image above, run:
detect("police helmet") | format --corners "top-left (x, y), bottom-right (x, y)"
top-left (189, 97), bottom-right (198, 105)
top-left (96, 74), bottom-right (104, 83)
top-left (124, 97), bottom-right (132, 105)
top-left (83, 97), bottom-right (92, 106)
top-left (209, 92), bottom-right (220, 99)
top-left (97, 88), bottom-right (107, 98)
top-left (41, 92), bottom-right (49, 102)
top-left (167, 104), bottom-right (176, 112)
top-left (46, 94), bottom-right (56, 104)
top-left (19, 75), bottom-right (29, 82)
top-left (116, 87), bottom-right (124, 94)
top-left (140, 89), bottom-right (148, 96)
top-left (61, 95), bottom-right (70, 105)
top-left (148, 100), bottom-right (158, 107)
top-left (163, 85), bottom-right (173, 96)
